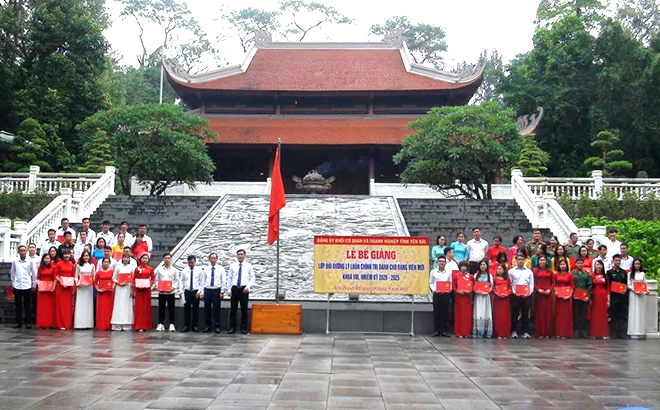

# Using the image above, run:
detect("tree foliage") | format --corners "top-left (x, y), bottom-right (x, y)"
top-left (77, 104), bottom-right (217, 195)
top-left (517, 133), bottom-right (550, 177)
top-left (3, 118), bottom-right (73, 172)
top-left (279, 0), bottom-right (352, 42)
top-left (221, 7), bottom-right (281, 53)
top-left (583, 130), bottom-right (633, 176)
top-left (393, 102), bottom-right (522, 199)
top-left (369, 16), bottom-right (447, 69)
top-left (535, 0), bottom-right (609, 29)
top-left (615, 0), bottom-right (660, 44)
top-left (78, 130), bottom-right (114, 173)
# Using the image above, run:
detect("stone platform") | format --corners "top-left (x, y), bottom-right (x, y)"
top-left (0, 327), bottom-right (658, 409)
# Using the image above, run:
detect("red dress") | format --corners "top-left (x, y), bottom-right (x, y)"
top-left (492, 276), bottom-right (511, 338)
top-left (453, 272), bottom-right (473, 336)
top-left (54, 260), bottom-right (76, 330)
top-left (534, 268), bottom-right (555, 337)
top-left (554, 272), bottom-right (574, 337)
top-left (95, 269), bottom-right (115, 331)
top-left (133, 265), bottom-right (154, 330)
top-left (132, 242), bottom-right (150, 260)
top-left (590, 272), bottom-right (609, 338)
top-left (487, 246), bottom-right (507, 265)
top-left (36, 265), bottom-right (56, 328)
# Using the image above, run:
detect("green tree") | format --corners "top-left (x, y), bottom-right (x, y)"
top-left (536, 0), bottom-right (608, 29)
top-left (393, 102), bottom-right (522, 199)
top-left (584, 130), bottom-right (633, 176)
top-left (3, 118), bottom-right (51, 172)
top-left (498, 15), bottom-right (597, 175)
top-left (369, 16), bottom-right (447, 69)
top-left (517, 133), bottom-right (550, 177)
top-left (279, 0), bottom-right (352, 41)
top-left (220, 7), bottom-right (281, 53)
top-left (79, 130), bottom-right (113, 173)
top-left (616, 0), bottom-right (660, 44)
top-left (77, 104), bottom-right (217, 195)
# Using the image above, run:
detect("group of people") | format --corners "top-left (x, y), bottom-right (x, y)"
top-left (9, 217), bottom-right (257, 334)
top-left (429, 227), bottom-right (650, 340)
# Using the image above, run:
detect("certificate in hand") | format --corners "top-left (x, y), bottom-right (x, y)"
top-left (556, 286), bottom-right (572, 299)
top-left (610, 281), bottom-right (627, 295)
top-left (474, 281), bottom-right (491, 294)
top-left (633, 282), bottom-right (648, 294)
top-left (494, 284), bottom-right (511, 297)
top-left (60, 276), bottom-right (75, 287)
top-left (116, 274), bottom-right (133, 285)
top-left (514, 284), bottom-right (530, 297)
top-left (573, 288), bottom-right (589, 301)
top-left (78, 274), bottom-right (93, 287)
top-left (457, 276), bottom-right (473, 293)
top-left (135, 278), bottom-right (151, 289)
top-left (97, 279), bottom-right (113, 292)
top-left (435, 281), bottom-right (451, 293)
top-left (156, 280), bottom-right (173, 292)
top-left (38, 280), bottom-right (55, 292)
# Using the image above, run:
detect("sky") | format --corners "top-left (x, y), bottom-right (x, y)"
top-left (104, 0), bottom-right (542, 71)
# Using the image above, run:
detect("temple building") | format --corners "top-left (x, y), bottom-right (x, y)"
top-left (164, 31), bottom-right (485, 195)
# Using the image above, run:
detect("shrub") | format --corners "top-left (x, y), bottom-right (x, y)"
top-left (561, 191), bottom-right (660, 221)
top-left (0, 190), bottom-right (53, 221)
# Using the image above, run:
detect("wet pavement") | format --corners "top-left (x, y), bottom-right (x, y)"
top-left (0, 327), bottom-right (658, 409)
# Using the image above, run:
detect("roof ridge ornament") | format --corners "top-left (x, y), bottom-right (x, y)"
top-left (453, 58), bottom-right (488, 83)
top-left (254, 29), bottom-right (273, 47)
top-left (516, 107), bottom-right (544, 135)
top-left (382, 29), bottom-right (404, 48)
top-left (163, 57), bottom-right (192, 83)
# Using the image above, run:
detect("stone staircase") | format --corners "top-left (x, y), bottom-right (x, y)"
top-left (72, 196), bottom-right (218, 265)
top-left (397, 199), bottom-right (551, 247)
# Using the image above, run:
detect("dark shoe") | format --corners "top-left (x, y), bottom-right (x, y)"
top-left (25, 323), bottom-right (31, 329)
top-left (181, 326), bottom-right (191, 333)
top-left (441, 332), bottom-right (451, 338)
top-left (214, 328), bottom-right (221, 334)
top-left (227, 328), bottom-right (236, 334)
top-left (432, 332), bottom-right (440, 337)
top-left (202, 327), bottom-right (212, 333)
top-left (192, 327), bottom-right (199, 333)
top-left (241, 328), bottom-right (248, 334)
top-left (12, 323), bottom-right (21, 329)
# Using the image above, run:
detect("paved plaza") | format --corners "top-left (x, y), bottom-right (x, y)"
top-left (0, 327), bottom-right (658, 409)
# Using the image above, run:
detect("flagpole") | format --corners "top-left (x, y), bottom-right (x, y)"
top-left (276, 137), bottom-right (281, 304)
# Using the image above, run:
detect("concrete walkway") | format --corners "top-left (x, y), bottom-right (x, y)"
top-left (0, 327), bottom-right (658, 409)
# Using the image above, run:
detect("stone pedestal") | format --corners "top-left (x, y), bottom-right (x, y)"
top-left (646, 280), bottom-right (659, 338)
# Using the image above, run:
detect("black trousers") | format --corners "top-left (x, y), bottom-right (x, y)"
top-left (468, 261), bottom-right (480, 275)
top-left (230, 285), bottom-right (249, 330)
top-left (158, 293), bottom-right (175, 325)
top-left (204, 288), bottom-right (222, 330)
top-left (184, 290), bottom-right (200, 328)
top-left (511, 295), bottom-right (531, 334)
top-left (573, 300), bottom-right (588, 337)
top-left (14, 288), bottom-right (32, 326)
top-left (610, 292), bottom-right (629, 338)
top-left (432, 292), bottom-right (451, 333)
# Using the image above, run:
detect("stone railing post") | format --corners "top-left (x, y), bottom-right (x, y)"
top-left (72, 190), bottom-right (84, 222)
top-left (61, 188), bottom-right (73, 219)
top-left (542, 191), bottom-right (555, 227)
top-left (511, 168), bottom-right (523, 199)
top-left (592, 170), bottom-right (603, 198)
top-left (105, 166), bottom-right (116, 195)
top-left (14, 220), bottom-right (27, 247)
top-left (578, 228), bottom-right (591, 245)
top-left (0, 219), bottom-right (11, 261)
top-left (646, 280), bottom-right (659, 336)
top-left (28, 165), bottom-right (40, 193)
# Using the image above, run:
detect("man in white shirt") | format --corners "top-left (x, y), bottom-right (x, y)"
top-left (592, 245), bottom-right (612, 272)
top-left (96, 246), bottom-right (117, 272)
top-left (121, 247), bottom-right (138, 269)
top-left (27, 243), bottom-right (40, 276)
top-left (443, 247), bottom-right (459, 274)
top-left (136, 224), bottom-right (153, 252)
top-left (227, 249), bottom-right (256, 334)
top-left (80, 217), bottom-right (96, 244)
top-left (179, 255), bottom-right (205, 332)
top-left (429, 256), bottom-right (452, 337)
top-left (40, 229), bottom-right (61, 256)
top-left (56, 217), bottom-right (76, 243)
top-left (97, 220), bottom-right (115, 246)
top-left (619, 243), bottom-right (634, 271)
top-left (466, 227), bottom-right (489, 274)
top-left (508, 254), bottom-right (535, 339)
top-left (155, 253), bottom-right (179, 332)
top-left (73, 230), bottom-right (92, 261)
top-left (11, 245), bottom-right (36, 328)
top-left (118, 222), bottom-right (134, 247)
top-left (203, 252), bottom-right (226, 333)
top-left (599, 228), bottom-right (622, 260)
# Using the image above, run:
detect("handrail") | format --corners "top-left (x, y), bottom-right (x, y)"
top-left (511, 170), bottom-right (539, 227)
top-left (544, 197), bottom-right (579, 244)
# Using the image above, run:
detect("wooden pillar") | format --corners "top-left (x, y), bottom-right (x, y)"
top-left (268, 147), bottom-right (275, 177)
top-left (368, 149), bottom-right (375, 180)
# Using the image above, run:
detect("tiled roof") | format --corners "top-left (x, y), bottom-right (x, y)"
top-left (206, 116), bottom-right (417, 145)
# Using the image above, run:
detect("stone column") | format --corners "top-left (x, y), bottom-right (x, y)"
top-left (592, 170), bottom-right (603, 198)
top-left (105, 166), bottom-right (116, 195)
top-left (28, 165), bottom-right (40, 193)
top-left (0, 219), bottom-right (11, 261)
top-left (646, 280), bottom-right (659, 337)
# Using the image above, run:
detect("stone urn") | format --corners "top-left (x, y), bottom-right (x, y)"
top-left (292, 170), bottom-right (335, 194)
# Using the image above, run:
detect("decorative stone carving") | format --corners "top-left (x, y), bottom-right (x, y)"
top-left (516, 107), bottom-right (544, 135)
top-left (382, 29), bottom-right (404, 47)
top-left (163, 58), bottom-right (191, 83)
top-left (292, 170), bottom-right (336, 194)
top-left (254, 29), bottom-right (273, 47)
